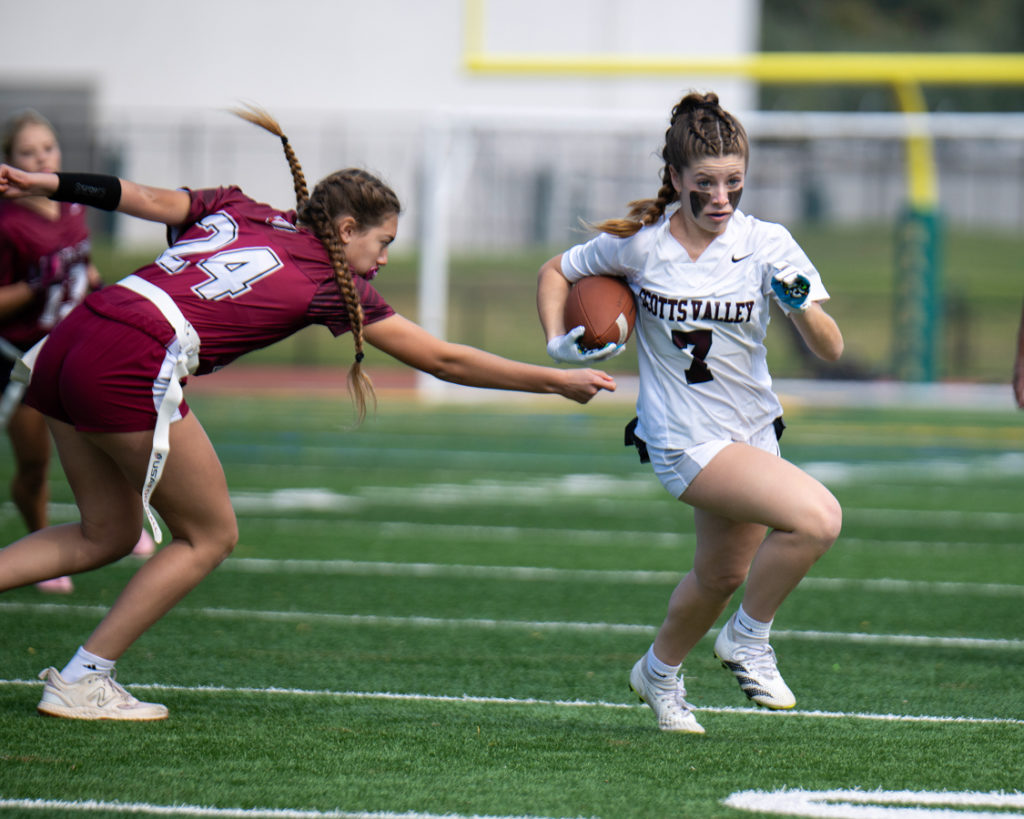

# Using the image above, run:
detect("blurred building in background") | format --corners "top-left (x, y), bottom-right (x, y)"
top-left (2, 0), bottom-right (1021, 247)
top-left (0, 0), bottom-right (756, 247)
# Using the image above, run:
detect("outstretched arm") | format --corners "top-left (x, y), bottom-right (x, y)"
top-left (0, 165), bottom-right (191, 226)
top-left (364, 313), bottom-right (617, 404)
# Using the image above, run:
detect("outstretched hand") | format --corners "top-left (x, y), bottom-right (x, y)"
top-left (560, 368), bottom-right (617, 404)
top-left (0, 164), bottom-right (56, 199)
top-left (547, 325), bottom-right (625, 363)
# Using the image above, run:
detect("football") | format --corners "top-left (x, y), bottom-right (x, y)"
top-left (564, 275), bottom-right (637, 350)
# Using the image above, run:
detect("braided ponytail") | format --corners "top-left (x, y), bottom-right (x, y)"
top-left (592, 91), bottom-right (749, 238)
top-left (230, 104), bottom-right (310, 210)
top-left (231, 106), bottom-right (400, 425)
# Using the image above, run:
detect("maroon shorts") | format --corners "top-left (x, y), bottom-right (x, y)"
top-left (24, 306), bottom-right (190, 433)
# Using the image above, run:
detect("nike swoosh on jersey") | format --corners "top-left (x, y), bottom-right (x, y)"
top-left (731, 252), bottom-right (754, 262)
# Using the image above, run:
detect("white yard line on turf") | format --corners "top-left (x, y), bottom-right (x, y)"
top-left (724, 788), bottom-right (1024, 818)
top-left (0, 799), bottom-right (585, 819)
top-left (1, 678), bottom-right (1022, 727)
top-left (213, 557), bottom-right (1024, 598)
top-left (3, 601), bottom-right (1023, 650)
top-left (16, 492), bottom-right (1024, 527)
top-left (195, 517), bottom-right (1024, 553)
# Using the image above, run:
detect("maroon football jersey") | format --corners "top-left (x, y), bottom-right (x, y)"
top-left (85, 187), bottom-right (395, 375)
top-left (0, 200), bottom-right (92, 347)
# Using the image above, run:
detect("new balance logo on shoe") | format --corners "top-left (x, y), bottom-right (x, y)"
top-left (85, 683), bottom-right (115, 709)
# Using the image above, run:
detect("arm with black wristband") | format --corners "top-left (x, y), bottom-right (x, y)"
top-left (0, 163), bottom-right (191, 226)
top-left (50, 172), bottom-right (122, 211)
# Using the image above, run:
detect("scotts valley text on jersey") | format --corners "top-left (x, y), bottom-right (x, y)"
top-left (637, 287), bottom-right (755, 324)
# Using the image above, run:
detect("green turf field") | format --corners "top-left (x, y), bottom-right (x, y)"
top-left (0, 392), bottom-right (1021, 818)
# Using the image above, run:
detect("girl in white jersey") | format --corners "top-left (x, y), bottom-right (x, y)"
top-left (538, 91), bottom-right (844, 733)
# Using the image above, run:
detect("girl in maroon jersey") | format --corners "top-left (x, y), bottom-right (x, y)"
top-left (0, 106), bottom-right (616, 720)
top-left (0, 109), bottom-right (154, 596)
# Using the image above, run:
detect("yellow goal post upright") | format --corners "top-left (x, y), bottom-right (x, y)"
top-left (457, 0), bottom-right (1024, 382)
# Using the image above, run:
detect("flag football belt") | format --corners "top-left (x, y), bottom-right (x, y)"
top-left (0, 337), bottom-right (29, 428)
top-left (114, 274), bottom-right (201, 544)
top-left (11, 276), bottom-right (200, 544)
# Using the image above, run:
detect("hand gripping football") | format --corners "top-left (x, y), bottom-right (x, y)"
top-left (564, 276), bottom-right (637, 351)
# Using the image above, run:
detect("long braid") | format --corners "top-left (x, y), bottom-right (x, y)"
top-left (231, 106), bottom-right (399, 425)
top-left (300, 195), bottom-right (374, 423)
top-left (230, 104), bottom-right (310, 209)
top-left (593, 91), bottom-right (748, 238)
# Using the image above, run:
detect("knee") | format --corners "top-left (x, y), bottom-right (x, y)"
top-left (217, 520), bottom-right (240, 563)
top-left (199, 517), bottom-right (239, 569)
top-left (693, 567), bottom-right (747, 599)
top-left (801, 493), bottom-right (843, 556)
top-left (80, 518), bottom-right (146, 558)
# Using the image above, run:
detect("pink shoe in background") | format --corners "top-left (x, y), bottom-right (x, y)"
top-left (36, 576), bottom-right (74, 594)
top-left (131, 530), bottom-right (156, 558)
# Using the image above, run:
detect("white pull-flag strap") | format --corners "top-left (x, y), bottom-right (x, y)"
top-left (9, 335), bottom-right (45, 388)
top-left (7, 277), bottom-right (200, 543)
top-left (0, 337), bottom-right (30, 428)
top-left (115, 275), bottom-right (201, 544)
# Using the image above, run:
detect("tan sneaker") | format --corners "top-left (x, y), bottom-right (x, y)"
top-left (36, 667), bottom-right (168, 721)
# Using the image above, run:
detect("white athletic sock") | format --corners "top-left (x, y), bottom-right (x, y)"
top-left (733, 604), bottom-right (772, 643)
top-left (644, 645), bottom-right (681, 684)
top-left (60, 646), bottom-right (116, 683)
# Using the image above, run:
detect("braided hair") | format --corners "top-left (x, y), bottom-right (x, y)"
top-left (593, 91), bottom-right (749, 238)
top-left (231, 105), bottom-right (401, 424)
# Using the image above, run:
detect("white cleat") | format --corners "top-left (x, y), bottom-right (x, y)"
top-left (713, 620), bottom-right (796, 710)
top-left (36, 667), bottom-right (168, 721)
top-left (629, 658), bottom-right (705, 734)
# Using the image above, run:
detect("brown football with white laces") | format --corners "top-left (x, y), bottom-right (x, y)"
top-left (564, 276), bottom-right (636, 350)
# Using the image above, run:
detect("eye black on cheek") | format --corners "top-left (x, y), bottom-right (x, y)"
top-left (689, 191), bottom-right (711, 218)
top-left (728, 188), bottom-right (743, 209)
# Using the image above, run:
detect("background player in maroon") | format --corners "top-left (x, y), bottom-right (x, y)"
top-left (0, 109), bottom-right (154, 596)
top-left (0, 107), bottom-right (615, 720)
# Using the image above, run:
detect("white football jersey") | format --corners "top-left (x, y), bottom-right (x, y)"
top-left (560, 209), bottom-right (829, 450)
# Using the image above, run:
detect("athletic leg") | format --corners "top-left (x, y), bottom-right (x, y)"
top-left (681, 442), bottom-right (841, 622)
top-left (633, 509), bottom-right (765, 731)
top-left (0, 419), bottom-right (145, 590)
top-left (7, 401), bottom-right (80, 592)
top-left (7, 402), bottom-right (50, 531)
top-left (679, 443), bottom-right (840, 708)
top-left (652, 511), bottom-right (766, 666)
top-left (76, 410), bottom-right (238, 661)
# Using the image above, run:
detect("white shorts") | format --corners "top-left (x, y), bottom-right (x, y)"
top-left (648, 421), bottom-right (782, 499)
